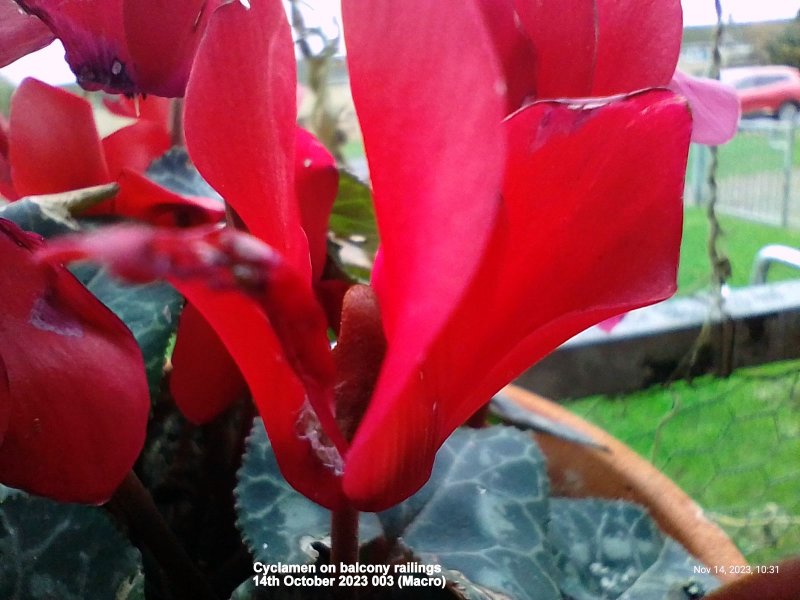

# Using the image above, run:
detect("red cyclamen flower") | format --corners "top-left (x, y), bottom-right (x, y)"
top-left (0, 0), bottom-right (52, 67)
top-left (0, 219), bottom-right (149, 503)
top-left (2, 0), bottom-right (221, 96)
top-left (42, 0), bottom-right (692, 511)
top-left (169, 126), bottom-right (339, 424)
top-left (1, 78), bottom-right (223, 226)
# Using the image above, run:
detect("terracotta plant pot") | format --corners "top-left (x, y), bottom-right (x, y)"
top-left (502, 384), bottom-right (747, 583)
top-left (705, 555), bottom-right (800, 600)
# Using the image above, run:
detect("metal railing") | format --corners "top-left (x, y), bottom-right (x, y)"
top-left (750, 244), bottom-right (800, 284)
top-left (689, 118), bottom-right (799, 228)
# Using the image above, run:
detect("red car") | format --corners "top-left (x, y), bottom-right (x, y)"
top-left (722, 65), bottom-right (800, 120)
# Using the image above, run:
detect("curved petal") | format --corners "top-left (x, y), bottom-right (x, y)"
top-left (183, 287), bottom-right (346, 509)
top-left (170, 302), bottom-right (247, 424)
top-left (15, 0), bottom-right (136, 94)
top-left (184, 0), bottom-right (308, 274)
top-left (344, 0), bottom-right (505, 343)
top-left (668, 70), bottom-right (741, 146)
top-left (123, 0), bottom-right (222, 97)
top-left (441, 91), bottom-right (689, 431)
top-left (0, 113), bottom-right (7, 157)
top-left (102, 120), bottom-right (170, 179)
top-left (0, 356), bottom-right (8, 443)
top-left (0, 219), bottom-right (149, 503)
top-left (103, 95), bottom-right (171, 128)
top-left (514, 0), bottom-right (682, 98)
top-left (0, 154), bottom-right (12, 200)
top-left (0, 115), bottom-right (15, 200)
top-left (0, 0), bottom-right (54, 68)
top-left (342, 2), bottom-right (506, 508)
top-left (344, 91), bottom-right (692, 510)
top-left (295, 127), bottom-right (337, 281)
top-left (41, 225), bottom-right (348, 508)
top-left (109, 169), bottom-right (224, 226)
top-left (476, 0), bottom-right (537, 111)
top-left (9, 78), bottom-right (110, 195)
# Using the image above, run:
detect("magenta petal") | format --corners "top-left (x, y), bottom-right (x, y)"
top-left (342, 0), bottom-right (506, 509)
top-left (0, 357), bottom-right (9, 443)
top-left (9, 78), bottom-right (110, 196)
top-left (103, 95), bottom-right (171, 128)
top-left (109, 169), bottom-right (224, 227)
top-left (123, 0), bottom-right (222, 97)
top-left (514, 0), bottom-right (682, 97)
top-left (15, 0), bottom-right (138, 94)
top-left (170, 303), bottom-right (247, 424)
top-left (669, 70), bottom-right (741, 146)
top-left (476, 0), bottom-right (537, 111)
top-left (344, 0), bottom-right (505, 341)
top-left (0, 114), bottom-right (15, 200)
top-left (295, 127), bottom-right (338, 281)
top-left (102, 120), bottom-right (170, 179)
top-left (40, 225), bottom-right (348, 508)
top-left (0, 0), bottom-right (54, 68)
top-left (597, 314), bottom-right (626, 333)
top-left (0, 219), bottom-right (149, 503)
top-left (185, 0), bottom-right (308, 274)
top-left (345, 91), bottom-right (691, 510)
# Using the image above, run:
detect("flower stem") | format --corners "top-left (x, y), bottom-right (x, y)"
top-left (108, 471), bottom-right (218, 600)
top-left (330, 504), bottom-right (360, 566)
top-left (465, 402), bottom-right (491, 428)
top-left (331, 504), bottom-right (360, 598)
top-left (170, 98), bottom-right (185, 148)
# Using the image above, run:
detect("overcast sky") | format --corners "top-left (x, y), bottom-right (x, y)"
top-left (3, 1), bottom-right (800, 86)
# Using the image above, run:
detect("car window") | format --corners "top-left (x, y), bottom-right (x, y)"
top-left (754, 74), bottom-right (790, 86)
top-left (733, 77), bottom-right (758, 90)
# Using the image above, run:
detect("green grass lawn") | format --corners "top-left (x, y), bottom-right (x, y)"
top-left (566, 361), bottom-right (800, 564)
top-left (678, 206), bottom-right (800, 295)
top-left (687, 126), bottom-right (800, 184)
top-left (562, 208), bottom-right (800, 564)
top-left (341, 139), bottom-right (365, 161)
top-left (719, 127), bottom-right (800, 179)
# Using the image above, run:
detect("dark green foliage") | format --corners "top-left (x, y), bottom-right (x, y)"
top-left (70, 263), bottom-right (183, 397)
top-left (236, 424), bottom-right (719, 599)
top-left (0, 494), bottom-right (143, 600)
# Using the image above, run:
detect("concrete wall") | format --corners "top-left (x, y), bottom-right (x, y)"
top-left (514, 281), bottom-right (800, 400)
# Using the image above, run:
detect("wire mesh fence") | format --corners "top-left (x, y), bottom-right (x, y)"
top-left (687, 119), bottom-right (800, 229)
top-left (547, 120), bottom-right (800, 565)
top-left (565, 361), bottom-right (800, 565)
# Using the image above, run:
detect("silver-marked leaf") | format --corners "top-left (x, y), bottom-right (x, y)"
top-left (378, 426), bottom-right (560, 600)
top-left (0, 494), bottom-right (142, 600)
top-left (0, 184), bottom-right (118, 237)
top-left (146, 148), bottom-right (223, 201)
top-left (0, 484), bottom-right (20, 503)
top-left (70, 263), bottom-right (183, 397)
top-left (618, 539), bottom-right (721, 600)
top-left (116, 572), bottom-right (146, 600)
top-left (549, 499), bottom-right (721, 600)
top-left (235, 418), bottom-right (380, 564)
top-left (444, 570), bottom-right (513, 600)
top-left (490, 392), bottom-right (607, 450)
top-left (0, 186), bottom-right (183, 397)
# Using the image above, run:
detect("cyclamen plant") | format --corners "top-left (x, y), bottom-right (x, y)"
top-left (0, 0), bottom-right (748, 599)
